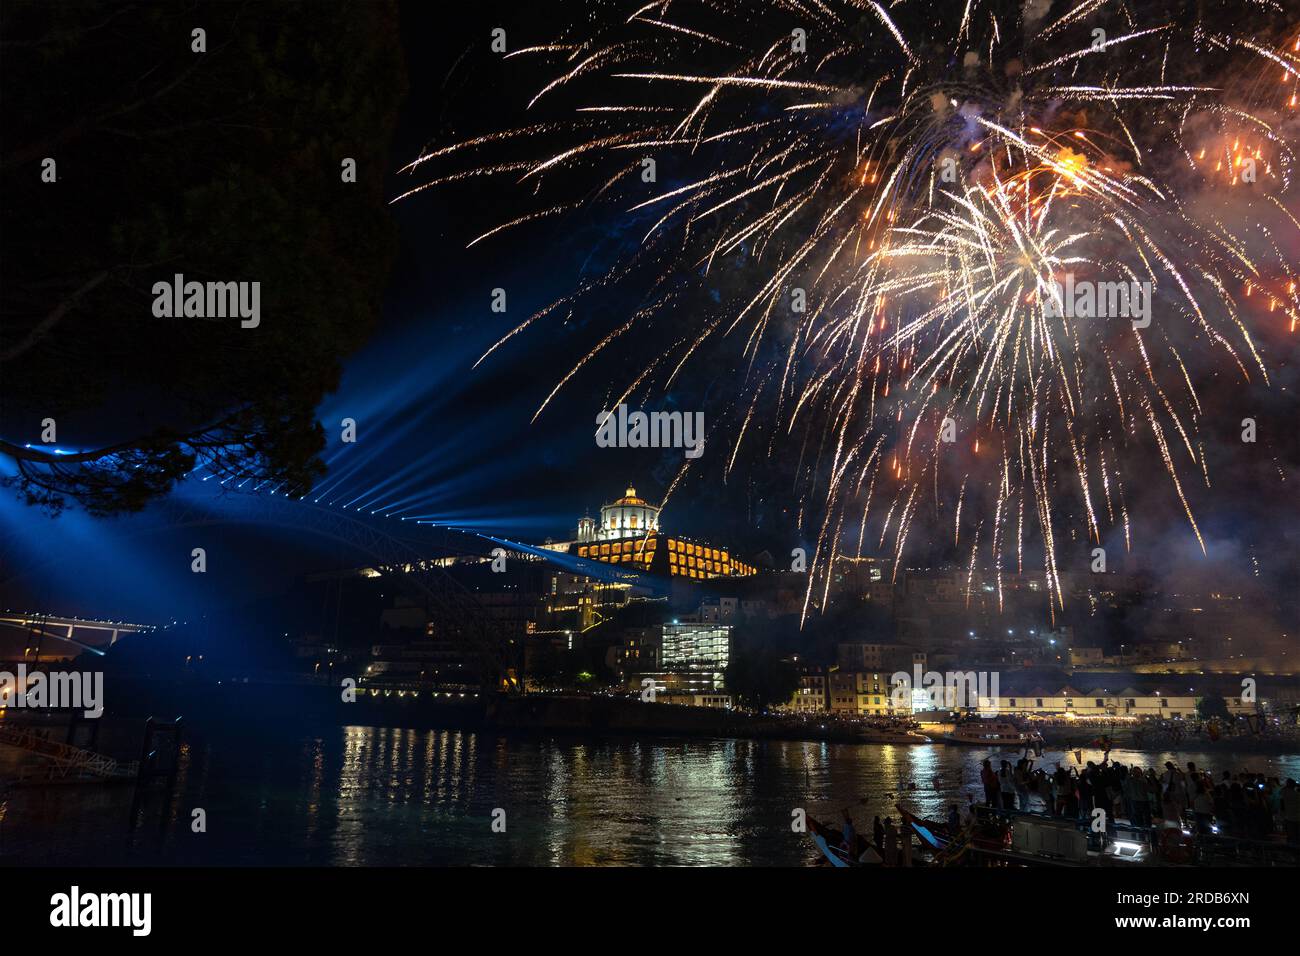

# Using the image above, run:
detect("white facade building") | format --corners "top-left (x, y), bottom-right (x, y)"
top-left (576, 486), bottom-right (660, 542)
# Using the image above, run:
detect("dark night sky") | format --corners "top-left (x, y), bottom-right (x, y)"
top-left (0, 2), bottom-right (775, 622)
top-left (1, 1), bottom-right (1296, 627)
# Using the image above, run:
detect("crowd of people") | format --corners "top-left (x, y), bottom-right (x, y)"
top-left (976, 755), bottom-right (1300, 843)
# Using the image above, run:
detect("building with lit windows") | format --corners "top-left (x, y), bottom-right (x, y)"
top-left (571, 486), bottom-right (756, 579)
top-left (576, 486), bottom-right (660, 541)
top-left (659, 621), bottom-right (732, 691)
top-left (829, 670), bottom-right (914, 716)
top-left (787, 666), bottom-right (829, 713)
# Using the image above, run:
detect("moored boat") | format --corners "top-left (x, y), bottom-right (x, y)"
top-left (934, 718), bottom-right (1029, 746)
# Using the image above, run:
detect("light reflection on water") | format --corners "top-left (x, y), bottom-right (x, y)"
top-left (4, 726), bottom-right (1298, 866)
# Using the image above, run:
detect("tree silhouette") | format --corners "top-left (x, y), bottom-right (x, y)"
top-left (724, 647), bottom-right (800, 711)
top-left (0, 0), bottom-right (404, 514)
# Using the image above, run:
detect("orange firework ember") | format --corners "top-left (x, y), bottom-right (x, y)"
top-left (401, 1), bottom-right (1300, 622)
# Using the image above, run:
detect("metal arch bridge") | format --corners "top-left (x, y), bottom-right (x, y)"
top-left (0, 613), bottom-right (155, 657)
top-left (1, 487), bottom-right (661, 689)
top-left (156, 491), bottom-right (534, 688)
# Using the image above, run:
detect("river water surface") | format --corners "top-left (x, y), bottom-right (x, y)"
top-left (5, 726), bottom-right (1298, 866)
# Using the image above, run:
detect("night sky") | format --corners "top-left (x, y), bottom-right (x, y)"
top-left (1, 1), bottom-right (1296, 628)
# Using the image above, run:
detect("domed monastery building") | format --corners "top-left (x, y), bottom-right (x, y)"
top-left (571, 486), bottom-right (755, 580)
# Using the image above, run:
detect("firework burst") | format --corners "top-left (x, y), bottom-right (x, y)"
top-left (401, 0), bottom-right (1300, 622)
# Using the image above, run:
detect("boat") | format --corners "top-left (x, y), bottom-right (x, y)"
top-left (806, 815), bottom-right (883, 866)
top-left (934, 718), bottom-right (1029, 746)
top-left (816, 801), bottom-right (1300, 868)
top-left (809, 806), bottom-right (982, 867)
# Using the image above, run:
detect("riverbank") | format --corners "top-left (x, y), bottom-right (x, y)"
top-left (6, 675), bottom-right (1298, 761)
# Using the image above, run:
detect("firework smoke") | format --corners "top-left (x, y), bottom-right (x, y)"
top-left (401, 0), bottom-right (1300, 622)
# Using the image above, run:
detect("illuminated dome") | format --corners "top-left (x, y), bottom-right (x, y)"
top-left (577, 485), bottom-right (660, 541)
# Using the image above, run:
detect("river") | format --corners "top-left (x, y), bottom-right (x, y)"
top-left (4, 726), bottom-right (1298, 866)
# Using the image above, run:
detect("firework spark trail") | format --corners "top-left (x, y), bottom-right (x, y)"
top-left (403, 0), bottom-right (1299, 618)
